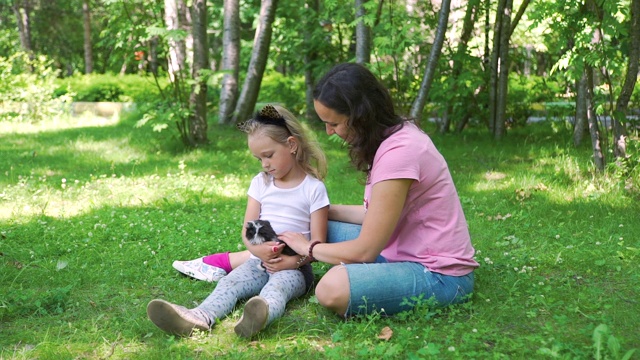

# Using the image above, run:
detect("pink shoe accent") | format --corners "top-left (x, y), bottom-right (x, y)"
top-left (202, 252), bottom-right (232, 273)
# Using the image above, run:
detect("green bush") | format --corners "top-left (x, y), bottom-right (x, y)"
top-left (0, 52), bottom-right (70, 122)
top-left (55, 73), bottom-right (165, 103)
top-left (257, 72), bottom-right (306, 115)
top-left (508, 75), bottom-right (567, 126)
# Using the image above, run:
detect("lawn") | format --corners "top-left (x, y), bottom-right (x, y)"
top-left (1, 112), bottom-right (638, 359)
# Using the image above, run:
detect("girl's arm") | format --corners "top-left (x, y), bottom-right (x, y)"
top-left (264, 205), bottom-right (329, 272)
top-left (281, 179), bottom-right (412, 264)
top-left (328, 204), bottom-right (365, 224)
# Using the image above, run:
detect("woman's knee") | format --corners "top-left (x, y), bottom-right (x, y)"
top-left (315, 266), bottom-right (350, 314)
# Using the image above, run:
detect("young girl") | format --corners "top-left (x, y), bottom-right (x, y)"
top-left (147, 105), bottom-right (329, 337)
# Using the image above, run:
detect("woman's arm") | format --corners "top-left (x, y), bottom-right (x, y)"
top-left (328, 204), bottom-right (365, 224)
top-left (281, 179), bottom-right (413, 264)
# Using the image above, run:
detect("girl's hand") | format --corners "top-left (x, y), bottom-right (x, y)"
top-left (263, 254), bottom-right (299, 273)
top-left (250, 241), bottom-right (284, 264)
top-left (278, 231), bottom-right (312, 256)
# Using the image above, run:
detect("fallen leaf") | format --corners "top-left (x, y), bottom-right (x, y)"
top-left (377, 326), bottom-right (393, 341)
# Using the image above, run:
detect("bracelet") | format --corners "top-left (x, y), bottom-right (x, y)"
top-left (296, 255), bottom-right (308, 268)
top-left (308, 240), bottom-right (321, 261)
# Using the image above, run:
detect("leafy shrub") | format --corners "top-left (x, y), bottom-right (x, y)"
top-left (508, 75), bottom-right (568, 126)
top-left (0, 52), bottom-right (71, 122)
top-left (55, 73), bottom-right (165, 103)
top-left (257, 72), bottom-right (306, 115)
top-left (75, 82), bottom-right (124, 102)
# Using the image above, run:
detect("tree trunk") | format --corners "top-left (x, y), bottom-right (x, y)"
top-left (12, 0), bottom-right (33, 70)
top-left (148, 36), bottom-right (159, 76)
top-left (612, 0), bottom-right (640, 158)
top-left (488, 0), bottom-right (505, 135)
top-left (82, 0), bottom-right (93, 74)
top-left (304, 0), bottom-right (320, 121)
top-left (218, 0), bottom-right (240, 125)
top-left (508, 0), bottom-right (531, 38)
top-left (232, 0), bottom-right (279, 124)
top-left (187, 0), bottom-right (209, 146)
top-left (409, 0), bottom-right (451, 121)
top-left (585, 66), bottom-right (605, 172)
top-left (165, 0), bottom-right (187, 80)
top-left (355, 0), bottom-right (371, 64)
top-left (443, 0), bottom-right (480, 134)
top-left (494, 0), bottom-right (513, 140)
top-left (573, 73), bottom-right (588, 147)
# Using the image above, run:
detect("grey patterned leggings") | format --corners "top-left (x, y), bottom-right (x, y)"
top-left (196, 258), bottom-right (306, 326)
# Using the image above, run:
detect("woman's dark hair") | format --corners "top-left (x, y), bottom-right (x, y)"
top-left (313, 63), bottom-right (404, 176)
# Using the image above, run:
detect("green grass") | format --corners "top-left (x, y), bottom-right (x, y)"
top-left (1, 113), bottom-right (638, 359)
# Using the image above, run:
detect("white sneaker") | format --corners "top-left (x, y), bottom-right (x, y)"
top-left (172, 257), bottom-right (227, 282)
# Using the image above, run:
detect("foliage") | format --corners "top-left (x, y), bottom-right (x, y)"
top-left (256, 71), bottom-right (306, 115)
top-left (507, 74), bottom-right (569, 126)
top-left (54, 73), bottom-right (165, 103)
top-left (0, 52), bottom-right (72, 123)
top-left (1, 114), bottom-right (639, 358)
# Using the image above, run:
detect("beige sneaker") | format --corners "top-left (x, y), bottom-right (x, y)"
top-left (172, 257), bottom-right (227, 282)
top-left (147, 299), bottom-right (210, 337)
top-left (234, 296), bottom-right (269, 338)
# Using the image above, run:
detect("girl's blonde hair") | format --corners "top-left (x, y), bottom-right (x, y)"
top-left (238, 105), bottom-right (327, 180)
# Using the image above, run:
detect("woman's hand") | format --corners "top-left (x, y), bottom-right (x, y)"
top-left (278, 231), bottom-right (312, 256)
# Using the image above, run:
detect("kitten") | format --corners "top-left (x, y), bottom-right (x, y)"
top-left (244, 219), bottom-right (297, 257)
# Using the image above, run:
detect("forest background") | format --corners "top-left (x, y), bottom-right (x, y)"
top-left (1, 0), bottom-right (639, 358)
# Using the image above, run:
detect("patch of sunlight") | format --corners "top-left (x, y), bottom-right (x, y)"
top-left (0, 172), bottom-right (249, 222)
top-left (0, 113), bottom-right (121, 135)
top-left (70, 137), bottom-right (146, 164)
top-left (473, 171), bottom-right (512, 191)
top-left (212, 174), bottom-right (249, 198)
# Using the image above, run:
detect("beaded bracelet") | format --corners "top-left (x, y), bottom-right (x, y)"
top-left (296, 255), bottom-right (308, 268)
top-left (308, 240), bottom-right (321, 261)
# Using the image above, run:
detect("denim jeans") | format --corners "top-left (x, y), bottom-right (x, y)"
top-left (326, 221), bottom-right (475, 316)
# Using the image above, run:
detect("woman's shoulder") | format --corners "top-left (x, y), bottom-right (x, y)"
top-left (381, 122), bottom-right (432, 151)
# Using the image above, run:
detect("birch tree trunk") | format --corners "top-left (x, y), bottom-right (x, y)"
top-left (355, 0), bottom-right (371, 64)
top-left (82, 0), bottom-right (93, 74)
top-left (165, 0), bottom-right (187, 80)
top-left (409, 0), bottom-right (451, 122)
top-left (612, 0), bottom-right (640, 158)
top-left (218, 0), bottom-right (240, 125)
top-left (232, 0), bottom-right (279, 124)
top-left (187, 0), bottom-right (209, 146)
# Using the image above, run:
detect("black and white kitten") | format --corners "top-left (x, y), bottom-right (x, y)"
top-left (244, 220), bottom-right (297, 256)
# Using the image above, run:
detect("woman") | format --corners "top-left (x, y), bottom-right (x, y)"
top-left (279, 63), bottom-right (479, 317)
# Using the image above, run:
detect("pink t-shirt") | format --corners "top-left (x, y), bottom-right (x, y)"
top-left (364, 122), bottom-right (479, 276)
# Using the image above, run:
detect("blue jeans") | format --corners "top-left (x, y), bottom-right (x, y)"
top-left (326, 221), bottom-right (475, 316)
